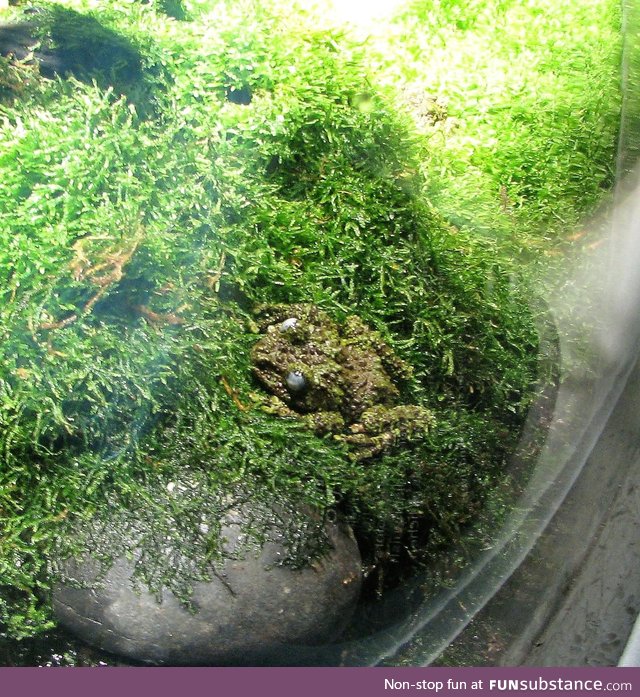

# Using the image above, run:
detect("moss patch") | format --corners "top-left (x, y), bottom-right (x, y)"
top-left (0, 0), bottom-right (563, 641)
top-left (370, 0), bottom-right (623, 258)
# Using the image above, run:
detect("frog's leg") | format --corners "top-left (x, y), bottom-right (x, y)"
top-left (304, 410), bottom-right (345, 436)
top-left (336, 430), bottom-right (395, 461)
top-left (339, 405), bottom-right (434, 459)
top-left (260, 395), bottom-right (345, 437)
top-left (359, 404), bottom-right (434, 439)
top-left (259, 394), bottom-right (300, 418)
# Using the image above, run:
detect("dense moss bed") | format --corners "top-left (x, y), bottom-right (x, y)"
top-left (0, 0), bottom-right (603, 645)
top-left (372, 0), bottom-right (623, 257)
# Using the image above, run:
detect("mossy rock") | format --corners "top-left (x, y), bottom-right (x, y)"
top-left (0, 6), bottom-right (161, 113)
top-left (0, 0), bottom-right (540, 643)
top-left (52, 490), bottom-right (362, 665)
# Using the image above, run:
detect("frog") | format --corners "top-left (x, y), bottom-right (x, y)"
top-left (250, 303), bottom-right (433, 460)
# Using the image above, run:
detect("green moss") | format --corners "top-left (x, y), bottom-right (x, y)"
top-left (0, 0), bottom-right (549, 640)
top-left (373, 0), bottom-right (623, 256)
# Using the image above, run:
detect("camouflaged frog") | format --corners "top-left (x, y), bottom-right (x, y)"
top-left (250, 304), bottom-right (433, 460)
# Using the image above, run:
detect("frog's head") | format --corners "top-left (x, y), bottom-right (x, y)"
top-left (250, 305), bottom-right (345, 413)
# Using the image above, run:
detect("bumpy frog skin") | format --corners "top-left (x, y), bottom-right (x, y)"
top-left (250, 304), bottom-right (433, 460)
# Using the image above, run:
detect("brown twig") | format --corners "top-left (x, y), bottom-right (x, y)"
top-left (220, 375), bottom-right (249, 412)
top-left (39, 235), bottom-right (141, 331)
top-left (135, 304), bottom-right (186, 326)
top-left (205, 252), bottom-right (227, 291)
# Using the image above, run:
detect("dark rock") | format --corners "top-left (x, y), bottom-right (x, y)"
top-left (52, 503), bottom-right (362, 666)
top-left (0, 8), bottom-right (156, 113)
top-left (0, 16), bottom-right (142, 82)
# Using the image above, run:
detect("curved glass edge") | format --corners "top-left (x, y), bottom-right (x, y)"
top-left (366, 0), bottom-right (640, 666)
top-left (292, 0), bottom-right (640, 667)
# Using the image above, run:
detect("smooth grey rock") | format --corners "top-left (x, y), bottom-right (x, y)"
top-left (52, 505), bottom-right (362, 666)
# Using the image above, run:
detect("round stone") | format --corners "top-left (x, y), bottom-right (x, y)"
top-left (52, 503), bottom-right (362, 666)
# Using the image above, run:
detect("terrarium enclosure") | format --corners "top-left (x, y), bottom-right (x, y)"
top-left (0, 0), bottom-right (627, 665)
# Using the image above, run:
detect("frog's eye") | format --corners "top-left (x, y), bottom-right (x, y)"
top-left (279, 317), bottom-right (299, 332)
top-left (285, 370), bottom-right (307, 394)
